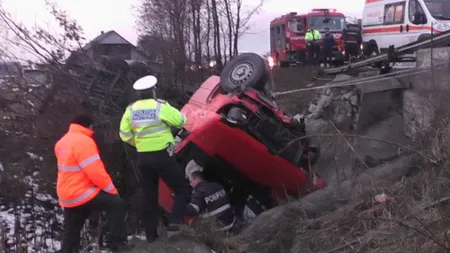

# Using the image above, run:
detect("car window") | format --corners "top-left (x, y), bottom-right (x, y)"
top-left (384, 1), bottom-right (406, 24)
top-left (409, 0), bottom-right (425, 22)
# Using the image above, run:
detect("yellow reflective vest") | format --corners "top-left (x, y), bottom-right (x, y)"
top-left (119, 98), bottom-right (187, 152)
top-left (305, 29), bottom-right (322, 42)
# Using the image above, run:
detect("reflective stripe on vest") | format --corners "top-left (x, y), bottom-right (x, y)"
top-left (200, 203), bottom-right (231, 218)
top-left (119, 130), bottom-right (133, 137)
top-left (103, 182), bottom-right (114, 192)
top-left (135, 125), bottom-right (169, 136)
top-left (57, 155), bottom-right (100, 172)
top-left (59, 187), bottom-right (97, 205)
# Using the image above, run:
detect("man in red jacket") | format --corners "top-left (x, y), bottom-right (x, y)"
top-left (55, 114), bottom-right (132, 253)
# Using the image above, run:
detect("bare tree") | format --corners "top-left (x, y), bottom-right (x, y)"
top-left (191, 0), bottom-right (202, 66)
top-left (136, 0), bottom-right (263, 80)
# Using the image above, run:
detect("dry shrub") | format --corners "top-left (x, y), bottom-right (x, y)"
top-left (280, 90), bottom-right (450, 253)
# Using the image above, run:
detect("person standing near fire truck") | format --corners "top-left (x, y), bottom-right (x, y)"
top-left (342, 23), bottom-right (362, 62)
top-left (119, 75), bottom-right (191, 242)
top-left (305, 23), bottom-right (322, 65)
top-left (322, 27), bottom-right (336, 67)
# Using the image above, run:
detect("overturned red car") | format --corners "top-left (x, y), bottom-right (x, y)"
top-left (158, 53), bottom-right (325, 221)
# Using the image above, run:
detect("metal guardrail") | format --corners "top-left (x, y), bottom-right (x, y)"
top-left (323, 29), bottom-right (450, 75)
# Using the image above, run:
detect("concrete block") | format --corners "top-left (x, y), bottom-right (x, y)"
top-left (410, 66), bottom-right (450, 91)
top-left (416, 48), bottom-right (450, 69)
top-left (358, 89), bottom-right (401, 131)
top-left (403, 90), bottom-right (436, 138)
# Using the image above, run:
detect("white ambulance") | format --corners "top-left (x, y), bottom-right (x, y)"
top-left (361, 0), bottom-right (450, 56)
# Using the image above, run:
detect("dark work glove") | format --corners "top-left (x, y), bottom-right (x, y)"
top-left (170, 126), bottom-right (179, 136)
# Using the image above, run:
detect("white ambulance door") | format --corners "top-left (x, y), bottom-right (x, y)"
top-left (405, 0), bottom-right (428, 43)
top-left (380, 1), bottom-right (408, 51)
top-left (361, 3), bottom-right (384, 46)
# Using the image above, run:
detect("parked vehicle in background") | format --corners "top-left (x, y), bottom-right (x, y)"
top-left (269, 9), bottom-right (347, 67)
top-left (362, 0), bottom-right (450, 57)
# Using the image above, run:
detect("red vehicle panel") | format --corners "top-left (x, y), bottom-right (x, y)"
top-left (158, 75), bottom-right (325, 219)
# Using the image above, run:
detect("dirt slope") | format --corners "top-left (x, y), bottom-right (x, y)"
top-left (271, 66), bottom-right (331, 113)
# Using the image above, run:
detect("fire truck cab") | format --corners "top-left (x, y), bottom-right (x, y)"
top-left (362, 0), bottom-right (450, 57)
top-left (269, 9), bottom-right (346, 67)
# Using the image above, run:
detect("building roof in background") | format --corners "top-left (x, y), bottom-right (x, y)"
top-left (82, 30), bottom-right (131, 50)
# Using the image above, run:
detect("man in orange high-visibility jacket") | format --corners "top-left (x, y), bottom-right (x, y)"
top-left (55, 114), bottom-right (133, 253)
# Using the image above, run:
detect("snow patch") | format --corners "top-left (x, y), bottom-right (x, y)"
top-left (26, 152), bottom-right (44, 161)
top-left (0, 173), bottom-right (63, 252)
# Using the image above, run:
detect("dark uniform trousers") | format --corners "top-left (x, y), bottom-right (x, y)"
top-left (307, 42), bottom-right (321, 65)
top-left (61, 191), bottom-right (126, 253)
top-left (343, 27), bottom-right (362, 61)
top-left (138, 149), bottom-right (191, 240)
top-left (186, 181), bottom-right (235, 231)
top-left (323, 34), bottom-right (336, 66)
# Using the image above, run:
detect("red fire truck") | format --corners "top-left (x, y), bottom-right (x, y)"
top-left (269, 9), bottom-right (347, 67)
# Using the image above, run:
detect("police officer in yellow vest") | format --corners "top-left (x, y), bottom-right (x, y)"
top-left (305, 24), bottom-right (322, 65)
top-left (119, 75), bottom-right (191, 242)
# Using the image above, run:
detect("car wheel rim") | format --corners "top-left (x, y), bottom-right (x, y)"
top-left (229, 62), bottom-right (254, 86)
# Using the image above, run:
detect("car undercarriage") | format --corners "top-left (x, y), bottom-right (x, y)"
top-left (159, 53), bottom-right (324, 225)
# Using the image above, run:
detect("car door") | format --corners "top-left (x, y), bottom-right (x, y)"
top-left (405, 0), bottom-right (428, 43)
top-left (379, 1), bottom-right (407, 52)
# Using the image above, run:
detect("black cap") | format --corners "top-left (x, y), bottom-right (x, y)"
top-left (71, 114), bottom-right (93, 128)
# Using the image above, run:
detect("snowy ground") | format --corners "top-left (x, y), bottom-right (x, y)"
top-left (0, 153), bottom-right (145, 253)
top-left (0, 151), bottom-right (63, 252)
top-left (0, 172), bottom-right (63, 252)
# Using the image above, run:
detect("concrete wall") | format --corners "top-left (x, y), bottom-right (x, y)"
top-left (403, 48), bottom-right (450, 139)
top-left (403, 90), bottom-right (436, 138)
top-left (305, 73), bottom-right (404, 133)
top-left (358, 89), bottom-right (402, 131)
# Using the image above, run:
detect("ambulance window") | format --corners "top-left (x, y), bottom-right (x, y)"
top-left (385, 5), bottom-right (396, 23)
top-left (409, 0), bottom-right (425, 23)
top-left (384, 2), bottom-right (406, 24)
top-left (394, 5), bottom-right (405, 22)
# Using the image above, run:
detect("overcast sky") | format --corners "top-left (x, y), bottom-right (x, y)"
top-left (1, 0), bottom-right (364, 61)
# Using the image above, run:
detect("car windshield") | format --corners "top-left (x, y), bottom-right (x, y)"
top-left (306, 16), bottom-right (346, 32)
top-left (424, 0), bottom-right (450, 20)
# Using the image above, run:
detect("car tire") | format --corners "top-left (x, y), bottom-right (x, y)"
top-left (220, 53), bottom-right (269, 92)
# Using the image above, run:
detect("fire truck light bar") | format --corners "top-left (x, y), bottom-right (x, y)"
top-left (311, 8), bottom-right (337, 13)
